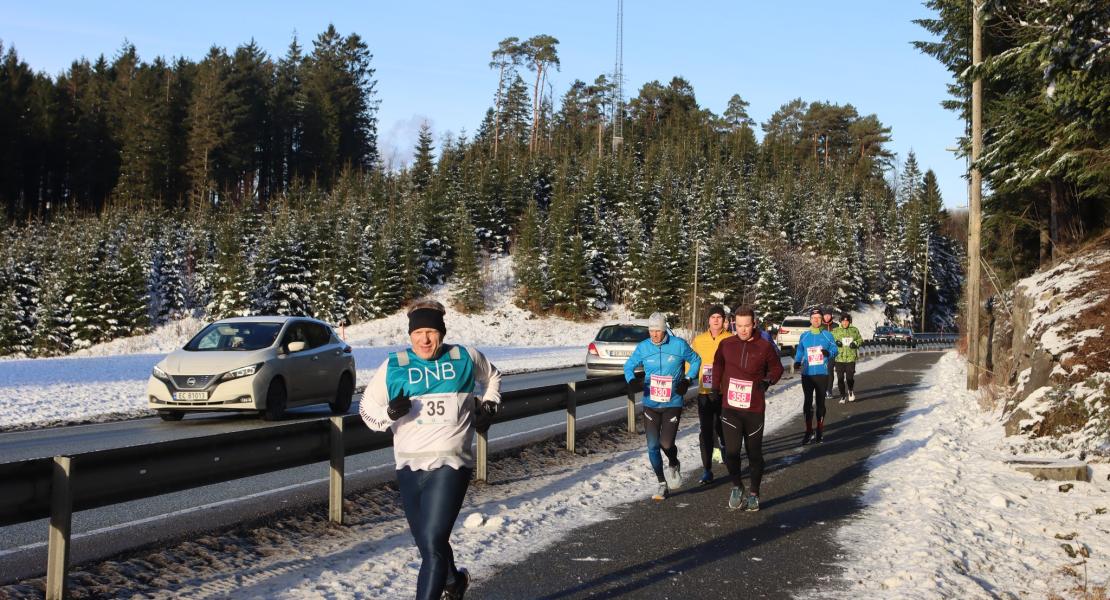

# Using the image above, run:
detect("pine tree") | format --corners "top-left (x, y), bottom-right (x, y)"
top-left (512, 199), bottom-right (547, 311)
top-left (451, 204), bottom-right (485, 313)
top-left (754, 253), bottom-right (792, 325)
top-left (411, 122), bottom-right (436, 193)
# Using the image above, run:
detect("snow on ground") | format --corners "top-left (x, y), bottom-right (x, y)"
top-left (827, 352), bottom-right (1110, 599)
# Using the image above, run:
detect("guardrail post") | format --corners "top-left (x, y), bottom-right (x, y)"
top-left (565, 383), bottom-right (577, 454)
top-left (475, 430), bottom-right (488, 482)
top-left (626, 390), bottom-right (637, 434)
top-left (328, 416), bottom-right (345, 524)
top-left (46, 456), bottom-right (73, 600)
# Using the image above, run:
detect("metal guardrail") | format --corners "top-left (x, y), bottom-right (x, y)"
top-left (3, 337), bottom-right (959, 597)
top-left (0, 373), bottom-right (632, 598)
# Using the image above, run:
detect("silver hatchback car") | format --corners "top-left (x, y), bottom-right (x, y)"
top-left (147, 316), bottom-right (356, 421)
top-left (585, 322), bottom-right (651, 378)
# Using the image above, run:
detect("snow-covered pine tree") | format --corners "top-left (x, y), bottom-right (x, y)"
top-left (256, 217), bottom-right (313, 316)
top-left (152, 225), bottom-right (188, 324)
top-left (207, 221), bottom-right (252, 319)
top-left (753, 252), bottom-right (792, 325)
top-left (512, 198), bottom-right (548, 312)
top-left (451, 203), bottom-right (485, 313)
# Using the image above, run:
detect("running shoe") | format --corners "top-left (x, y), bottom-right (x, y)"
top-left (664, 462), bottom-right (683, 490)
top-left (849, 392), bottom-right (856, 402)
top-left (814, 430), bottom-right (824, 443)
top-left (801, 431), bottom-right (813, 446)
top-left (838, 397), bottom-right (846, 404)
top-left (728, 485), bottom-right (746, 509)
top-left (744, 493), bottom-right (760, 512)
top-left (699, 469), bottom-right (714, 485)
top-left (712, 447), bottom-right (723, 464)
top-left (651, 481), bottom-right (669, 501)
top-left (442, 568), bottom-right (470, 599)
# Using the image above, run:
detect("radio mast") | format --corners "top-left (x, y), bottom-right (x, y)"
top-left (611, 0), bottom-right (624, 153)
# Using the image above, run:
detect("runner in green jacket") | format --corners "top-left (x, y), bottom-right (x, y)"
top-left (830, 313), bottom-right (864, 402)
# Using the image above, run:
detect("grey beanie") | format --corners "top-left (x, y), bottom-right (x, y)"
top-left (647, 312), bottom-right (668, 331)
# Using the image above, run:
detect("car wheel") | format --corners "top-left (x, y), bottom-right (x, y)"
top-left (158, 410), bottom-right (184, 422)
top-left (330, 373), bottom-right (354, 414)
top-left (263, 379), bottom-right (287, 421)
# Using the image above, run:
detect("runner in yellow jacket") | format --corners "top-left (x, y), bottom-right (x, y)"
top-left (690, 305), bottom-right (733, 484)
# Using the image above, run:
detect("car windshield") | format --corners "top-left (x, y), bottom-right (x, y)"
top-left (897, 328), bottom-right (912, 334)
top-left (595, 325), bottom-right (649, 343)
top-left (184, 322), bottom-right (283, 351)
top-left (782, 318), bottom-right (810, 328)
top-left (875, 327), bottom-right (891, 334)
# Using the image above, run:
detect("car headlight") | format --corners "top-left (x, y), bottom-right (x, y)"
top-left (152, 366), bottom-right (170, 381)
top-left (221, 363), bottom-right (264, 381)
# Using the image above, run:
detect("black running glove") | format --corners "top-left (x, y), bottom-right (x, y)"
top-left (473, 397), bottom-right (499, 433)
top-left (821, 348), bottom-right (831, 358)
top-left (674, 377), bottom-right (691, 396)
top-left (708, 389), bottom-right (722, 406)
top-left (386, 394), bottom-right (412, 420)
top-left (849, 340), bottom-right (857, 349)
top-left (759, 380), bottom-right (770, 392)
top-left (793, 362), bottom-right (802, 370)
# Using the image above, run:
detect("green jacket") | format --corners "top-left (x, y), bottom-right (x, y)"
top-left (830, 325), bottom-right (863, 363)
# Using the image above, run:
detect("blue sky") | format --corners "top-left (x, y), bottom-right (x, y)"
top-left (2, 1), bottom-right (968, 208)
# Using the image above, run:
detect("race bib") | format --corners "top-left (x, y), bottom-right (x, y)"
top-left (807, 346), bottom-right (825, 366)
top-left (726, 377), bottom-right (754, 409)
top-left (841, 336), bottom-right (852, 346)
top-left (649, 374), bottom-right (673, 403)
top-left (412, 392), bottom-right (462, 427)
top-left (700, 365), bottom-right (713, 387)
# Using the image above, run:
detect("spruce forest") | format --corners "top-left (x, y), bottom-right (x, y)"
top-left (0, 27), bottom-right (967, 357)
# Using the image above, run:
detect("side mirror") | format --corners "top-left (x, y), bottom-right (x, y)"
top-left (287, 341), bottom-right (307, 353)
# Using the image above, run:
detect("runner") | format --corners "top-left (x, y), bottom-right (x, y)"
top-left (793, 308), bottom-right (838, 444)
top-left (624, 312), bottom-right (701, 501)
top-left (830, 312), bottom-right (863, 402)
top-left (360, 299), bottom-right (502, 600)
top-left (821, 307), bottom-right (838, 400)
top-left (711, 305), bottom-right (783, 510)
top-left (690, 305), bottom-right (732, 484)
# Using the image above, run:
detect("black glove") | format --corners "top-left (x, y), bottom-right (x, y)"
top-left (473, 397), bottom-right (499, 433)
top-left (674, 377), bottom-right (691, 396)
top-left (821, 348), bottom-right (831, 358)
top-left (708, 389), bottom-right (722, 406)
top-left (793, 362), bottom-right (802, 370)
top-left (759, 380), bottom-right (770, 392)
top-left (386, 394), bottom-right (412, 420)
top-left (849, 340), bottom-right (857, 349)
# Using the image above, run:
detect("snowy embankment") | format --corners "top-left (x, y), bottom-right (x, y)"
top-left (828, 352), bottom-right (1109, 599)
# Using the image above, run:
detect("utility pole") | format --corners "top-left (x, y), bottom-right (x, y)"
top-left (967, 1), bottom-right (983, 391)
top-left (690, 239), bottom-right (699, 337)
top-left (611, 0), bottom-right (624, 153)
top-left (920, 232), bottom-right (929, 332)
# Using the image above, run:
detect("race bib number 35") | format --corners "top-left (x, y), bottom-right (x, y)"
top-left (807, 346), bottom-right (825, 366)
top-left (726, 377), bottom-right (754, 409)
top-left (413, 392), bottom-right (461, 426)
top-left (649, 374), bottom-right (673, 403)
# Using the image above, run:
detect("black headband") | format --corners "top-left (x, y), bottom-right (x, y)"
top-left (408, 308), bottom-right (446, 335)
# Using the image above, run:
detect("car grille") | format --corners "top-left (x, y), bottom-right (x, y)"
top-left (171, 375), bottom-right (215, 389)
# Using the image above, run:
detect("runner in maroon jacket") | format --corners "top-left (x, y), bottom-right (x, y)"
top-left (711, 305), bottom-right (784, 511)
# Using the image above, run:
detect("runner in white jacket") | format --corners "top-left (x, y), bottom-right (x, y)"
top-left (361, 299), bottom-right (501, 600)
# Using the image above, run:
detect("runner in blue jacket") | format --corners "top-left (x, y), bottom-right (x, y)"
top-left (624, 312), bottom-right (701, 500)
top-left (793, 308), bottom-right (839, 444)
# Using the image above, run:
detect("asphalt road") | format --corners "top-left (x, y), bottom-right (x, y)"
top-left (471, 352), bottom-right (941, 599)
top-left (0, 366), bottom-right (626, 584)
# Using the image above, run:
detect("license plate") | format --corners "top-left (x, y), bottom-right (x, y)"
top-left (608, 350), bottom-right (630, 357)
top-left (173, 391), bottom-right (208, 401)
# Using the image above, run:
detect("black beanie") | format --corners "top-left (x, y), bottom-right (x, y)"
top-left (707, 305), bottom-right (727, 319)
top-left (408, 308), bottom-right (446, 336)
